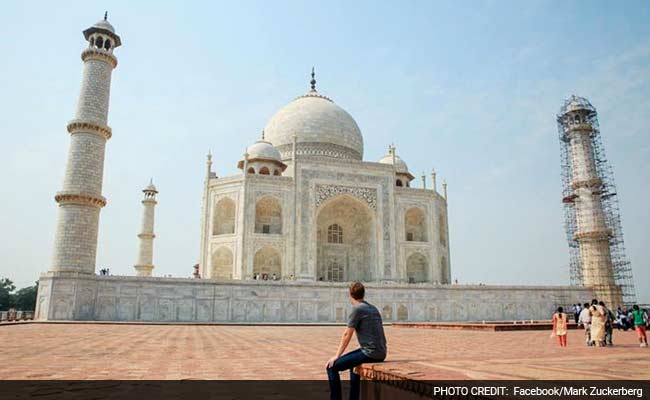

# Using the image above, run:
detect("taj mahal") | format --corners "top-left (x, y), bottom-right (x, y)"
top-left (198, 69), bottom-right (451, 286)
top-left (35, 16), bottom-right (593, 323)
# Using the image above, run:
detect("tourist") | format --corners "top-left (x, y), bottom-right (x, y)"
top-left (601, 301), bottom-right (614, 346)
top-left (631, 305), bottom-right (648, 348)
top-left (326, 281), bottom-right (387, 400)
top-left (551, 306), bottom-right (568, 347)
top-left (573, 303), bottom-right (581, 324)
top-left (590, 302), bottom-right (606, 347)
top-left (616, 307), bottom-right (626, 330)
top-left (578, 302), bottom-right (592, 346)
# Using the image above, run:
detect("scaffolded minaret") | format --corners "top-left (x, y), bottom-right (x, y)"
top-left (134, 181), bottom-right (158, 277)
top-left (51, 14), bottom-right (121, 274)
top-left (557, 95), bottom-right (636, 307)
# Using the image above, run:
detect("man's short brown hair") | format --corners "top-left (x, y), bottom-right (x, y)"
top-left (349, 281), bottom-right (365, 300)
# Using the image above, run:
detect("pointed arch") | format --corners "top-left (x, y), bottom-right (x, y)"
top-left (405, 207), bottom-right (427, 242)
top-left (253, 245), bottom-right (282, 279)
top-left (406, 252), bottom-right (428, 283)
top-left (316, 194), bottom-right (376, 282)
top-left (382, 305), bottom-right (393, 321)
top-left (213, 197), bottom-right (236, 235)
top-left (255, 196), bottom-right (282, 234)
top-left (211, 246), bottom-right (233, 280)
top-left (438, 214), bottom-right (447, 246)
top-left (397, 304), bottom-right (409, 321)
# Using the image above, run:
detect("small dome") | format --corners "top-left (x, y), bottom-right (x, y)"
top-left (246, 139), bottom-right (282, 162)
top-left (559, 95), bottom-right (596, 117)
top-left (264, 89), bottom-right (364, 161)
top-left (143, 180), bottom-right (157, 193)
top-left (83, 15), bottom-right (122, 47)
top-left (93, 19), bottom-right (115, 33)
top-left (378, 153), bottom-right (409, 174)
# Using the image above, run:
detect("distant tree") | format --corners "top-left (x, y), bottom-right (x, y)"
top-left (0, 278), bottom-right (16, 310)
top-left (14, 282), bottom-right (38, 311)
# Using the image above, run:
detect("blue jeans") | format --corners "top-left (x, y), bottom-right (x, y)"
top-left (326, 349), bottom-right (383, 400)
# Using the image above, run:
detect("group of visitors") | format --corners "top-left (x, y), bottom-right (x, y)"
top-left (252, 273), bottom-right (280, 281)
top-left (551, 299), bottom-right (649, 348)
top-left (613, 306), bottom-right (645, 331)
top-left (98, 268), bottom-right (110, 276)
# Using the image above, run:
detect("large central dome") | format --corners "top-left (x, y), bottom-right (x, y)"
top-left (263, 84), bottom-right (364, 161)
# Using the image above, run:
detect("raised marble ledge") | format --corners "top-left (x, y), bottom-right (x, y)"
top-left (38, 271), bottom-right (584, 292)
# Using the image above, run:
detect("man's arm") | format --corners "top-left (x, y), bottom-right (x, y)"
top-left (326, 327), bottom-right (355, 368)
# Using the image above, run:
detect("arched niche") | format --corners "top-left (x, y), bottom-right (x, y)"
top-left (405, 207), bottom-right (427, 242)
top-left (406, 252), bottom-right (428, 283)
top-left (255, 196), bottom-right (282, 234)
top-left (213, 197), bottom-right (236, 235)
top-left (397, 305), bottom-right (409, 321)
top-left (438, 214), bottom-right (447, 246)
top-left (253, 245), bottom-right (282, 279)
top-left (211, 246), bottom-right (233, 280)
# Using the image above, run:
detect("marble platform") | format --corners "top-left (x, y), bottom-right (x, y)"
top-left (35, 272), bottom-right (593, 322)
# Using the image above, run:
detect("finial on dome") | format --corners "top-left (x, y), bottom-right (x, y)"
top-left (310, 67), bottom-right (316, 91)
top-left (261, 129), bottom-right (265, 140)
top-left (104, 11), bottom-right (108, 21)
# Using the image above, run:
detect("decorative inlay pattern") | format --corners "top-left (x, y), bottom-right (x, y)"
top-left (276, 143), bottom-right (361, 161)
top-left (315, 184), bottom-right (377, 210)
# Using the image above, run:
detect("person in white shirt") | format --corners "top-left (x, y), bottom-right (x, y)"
top-left (578, 302), bottom-right (593, 346)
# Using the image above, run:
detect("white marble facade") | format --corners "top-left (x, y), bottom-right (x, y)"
top-left (36, 273), bottom-right (593, 322)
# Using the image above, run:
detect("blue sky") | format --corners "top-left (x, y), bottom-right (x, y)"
top-left (1, 1), bottom-right (648, 302)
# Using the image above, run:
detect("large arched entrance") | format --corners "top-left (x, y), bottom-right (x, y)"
top-left (316, 195), bottom-right (376, 282)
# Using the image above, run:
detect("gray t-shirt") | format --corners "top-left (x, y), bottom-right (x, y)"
top-left (347, 301), bottom-right (387, 360)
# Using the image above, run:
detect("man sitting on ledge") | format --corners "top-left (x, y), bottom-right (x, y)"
top-left (326, 281), bottom-right (387, 400)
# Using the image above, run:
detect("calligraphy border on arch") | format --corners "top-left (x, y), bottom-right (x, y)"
top-left (314, 184), bottom-right (377, 210)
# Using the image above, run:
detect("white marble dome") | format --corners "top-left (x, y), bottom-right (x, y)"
top-left (378, 153), bottom-right (409, 174)
top-left (263, 90), bottom-right (364, 161)
top-left (246, 138), bottom-right (282, 162)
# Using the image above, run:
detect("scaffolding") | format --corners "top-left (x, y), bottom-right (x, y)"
top-left (557, 95), bottom-right (636, 306)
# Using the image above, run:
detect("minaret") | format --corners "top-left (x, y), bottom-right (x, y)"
top-left (134, 181), bottom-right (158, 277)
top-left (51, 14), bottom-right (121, 274)
top-left (558, 95), bottom-right (633, 307)
top-left (431, 169), bottom-right (437, 192)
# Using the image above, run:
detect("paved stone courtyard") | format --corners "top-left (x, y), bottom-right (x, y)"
top-left (1, 323), bottom-right (648, 380)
